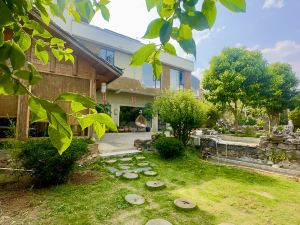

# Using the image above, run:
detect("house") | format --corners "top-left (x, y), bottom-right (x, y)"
top-left (0, 11), bottom-right (122, 139)
top-left (53, 17), bottom-right (194, 132)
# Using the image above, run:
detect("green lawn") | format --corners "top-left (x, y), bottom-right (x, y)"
top-left (1, 150), bottom-right (300, 225)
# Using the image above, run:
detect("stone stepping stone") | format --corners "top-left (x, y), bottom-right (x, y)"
top-left (115, 171), bottom-right (124, 177)
top-left (137, 162), bottom-right (150, 167)
top-left (174, 198), bottom-right (196, 211)
top-left (105, 159), bottom-right (117, 164)
top-left (146, 181), bottom-right (166, 190)
top-left (144, 171), bottom-right (158, 176)
top-left (120, 157), bottom-right (133, 162)
top-left (135, 167), bottom-right (152, 173)
top-left (118, 165), bottom-right (131, 170)
top-left (124, 194), bottom-right (145, 205)
top-left (145, 219), bottom-right (172, 225)
top-left (107, 167), bottom-right (118, 173)
top-left (122, 172), bottom-right (139, 180)
top-left (136, 156), bottom-right (146, 160)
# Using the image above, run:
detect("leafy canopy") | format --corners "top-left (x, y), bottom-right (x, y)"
top-left (153, 90), bottom-right (206, 145)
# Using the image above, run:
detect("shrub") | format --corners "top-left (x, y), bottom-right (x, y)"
top-left (18, 138), bottom-right (89, 186)
top-left (155, 137), bottom-right (184, 159)
top-left (289, 108), bottom-right (300, 130)
top-left (153, 90), bottom-right (206, 145)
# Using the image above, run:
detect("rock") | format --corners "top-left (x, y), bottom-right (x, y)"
top-left (137, 162), bottom-right (150, 167)
top-left (136, 156), bottom-right (146, 160)
top-left (135, 167), bottom-right (152, 173)
top-left (124, 194), bottom-right (145, 205)
top-left (145, 219), bottom-right (173, 225)
top-left (272, 164), bottom-right (281, 168)
top-left (105, 159), bottom-right (117, 164)
top-left (122, 172), bottom-right (139, 180)
top-left (146, 181), bottom-right (166, 190)
top-left (267, 160), bottom-right (274, 166)
top-left (174, 198), bottom-right (197, 211)
top-left (118, 165), bottom-right (131, 170)
top-left (115, 171), bottom-right (123, 177)
top-left (120, 157), bottom-right (133, 162)
top-left (144, 171), bottom-right (158, 176)
top-left (278, 143), bottom-right (289, 150)
top-left (107, 167), bottom-right (119, 173)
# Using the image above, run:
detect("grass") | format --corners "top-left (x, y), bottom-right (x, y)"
top-left (1, 149), bottom-right (300, 225)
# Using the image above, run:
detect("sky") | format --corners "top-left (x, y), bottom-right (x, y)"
top-left (90, 0), bottom-right (300, 81)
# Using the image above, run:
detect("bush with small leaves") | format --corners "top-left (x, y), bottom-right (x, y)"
top-left (155, 137), bottom-right (184, 159)
top-left (18, 138), bottom-right (90, 186)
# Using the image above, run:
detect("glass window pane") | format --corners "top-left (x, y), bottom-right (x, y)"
top-left (99, 48), bottom-right (114, 65)
top-left (142, 63), bottom-right (161, 88)
top-left (170, 69), bottom-right (184, 90)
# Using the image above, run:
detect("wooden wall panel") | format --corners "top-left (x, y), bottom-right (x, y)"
top-left (0, 95), bottom-right (18, 117)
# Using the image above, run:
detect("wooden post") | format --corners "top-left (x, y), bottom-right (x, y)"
top-left (16, 87), bottom-right (31, 140)
top-left (88, 69), bottom-right (97, 138)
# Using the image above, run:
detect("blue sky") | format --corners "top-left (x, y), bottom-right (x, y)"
top-left (91, 0), bottom-right (300, 81)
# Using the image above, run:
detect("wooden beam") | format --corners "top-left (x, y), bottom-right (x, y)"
top-left (88, 69), bottom-right (97, 138)
top-left (16, 87), bottom-right (31, 140)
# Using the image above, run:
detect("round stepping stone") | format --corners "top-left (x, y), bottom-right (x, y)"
top-left (120, 157), bottom-right (133, 162)
top-left (145, 219), bottom-right (172, 225)
top-left (136, 156), bottom-right (146, 160)
top-left (146, 181), bottom-right (166, 190)
top-left (118, 165), bottom-right (131, 170)
top-left (105, 159), bottom-right (117, 164)
top-left (124, 194), bottom-right (145, 205)
top-left (174, 198), bottom-right (196, 211)
top-left (115, 171), bottom-right (123, 177)
top-left (144, 171), bottom-right (158, 176)
top-left (122, 172), bottom-right (139, 180)
top-left (107, 167), bottom-right (118, 173)
top-left (135, 167), bottom-right (152, 173)
top-left (137, 162), bottom-right (150, 167)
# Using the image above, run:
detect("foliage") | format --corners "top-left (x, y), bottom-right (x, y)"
top-left (239, 116), bottom-right (256, 126)
top-left (202, 47), bottom-right (268, 132)
top-left (155, 136), bottom-right (184, 159)
top-left (143, 102), bottom-right (153, 121)
top-left (96, 102), bottom-right (111, 115)
top-left (256, 118), bottom-right (265, 127)
top-left (151, 132), bottom-right (166, 142)
top-left (0, 1), bottom-right (118, 154)
top-left (130, 0), bottom-right (246, 78)
top-left (0, 139), bottom-right (23, 150)
top-left (262, 63), bottom-right (299, 127)
top-left (153, 90), bottom-right (206, 145)
top-left (202, 103), bottom-right (222, 128)
top-left (289, 108), bottom-right (300, 130)
top-left (265, 149), bottom-right (291, 164)
top-left (18, 138), bottom-right (89, 186)
top-left (3, 117), bottom-right (16, 138)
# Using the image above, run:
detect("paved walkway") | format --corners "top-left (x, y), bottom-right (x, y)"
top-left (96, 132), bottom-right (153, 156)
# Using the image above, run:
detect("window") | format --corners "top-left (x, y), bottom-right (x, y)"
top-left (99, 48), bottom-right (114, 65)
top-left (142, 63), bottom-right (161, 88)
top-left (170, 69), bottom-right (184, 90)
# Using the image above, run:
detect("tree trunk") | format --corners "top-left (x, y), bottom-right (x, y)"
top-left (233, 101), bottom-right (239, 133)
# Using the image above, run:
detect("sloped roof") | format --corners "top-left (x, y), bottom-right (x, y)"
top-left (30, 10), bottom-right (122, 83)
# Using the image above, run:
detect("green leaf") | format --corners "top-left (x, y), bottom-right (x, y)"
top-left (100, 4), bottom-right (110, 21)
top-left (145, 0), bottom-right (158, 11)
top-left (51, 48), bottom-right (64, 61)
top-left (65, 53), bottom-right (74, 64)
top-left (0, 42), bottom-right (12, 62)
top-left (10, 42), bottom-right (26, 70)
top-left (130, 44), bottom-right (156, 66)
top-left (202, 0), bottom-right (217, 28)
top-left (78, 113), bottom-right (117, 132)
top-left (160, 21), bottom-right (172, 45)
top-left (183, 11), bottom-right (209, 31)
top-left (57, 0), bottom-right (67, 10)
top-left (163, 0), bottom-right (175, 4)
top-left (41, 13), bottom-right (50, 25)
top-left (0, 74), bottom-right (27, 95)
top-left (179, 39), bottom-right (196, 58)
top-left (76, 0), bottom-right (94, 22)
top-left (163, 43), bottom-right (176, 55)
top-left (143, 18), bottom-right (165, 39)
top-left (69, 5), bottom-right (81, 22)
top-left (35, 40), bottom-right (49, 64)
top-left (17, 31), bottom-right (31, 51)
top-left (152, 58), bottom-right (162, 80)
top-left (100, 0), bottom-right (110, 5)
top-left (184, 0), bottom-right (198, 6)
top-left (71, 101), bottom-right (86, 113)
top-left (28, 97), bottom-right (47, 122)
top-left (55, 92), bottom-right (96, 108)
top-left (157, 3), bottom-right (174, 18)
top-left (28, 62), bottom-right (42, 85)
top-left (94, 122), bottom-right (106, 139)
top-left (50, 37), bottom-right (65, 47)
top-left (220, 0), bottom-right (246, 12)
top-left (179, 24), bottom-right (192, 39)
top-left (32, 29), bottom-right (52, 39)
top-left (0, 0), bottom-right (14, 26)
top-left (48, 124), bottom-right (72, 155)
top-left (0, 29), bottom-right (4, 47)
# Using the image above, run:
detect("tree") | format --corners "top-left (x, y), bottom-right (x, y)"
top-left (289, 108), bottom-right (300, 131)
top-left (202, 47), bottom-right (268, 132)
top-left (262, 63), bottom-right (299, 131)
top-left (0, 0), bottom-right (246, 153)
top-left (152, 90), bottom-right (205, 145)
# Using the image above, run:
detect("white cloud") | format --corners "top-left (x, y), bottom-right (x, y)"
top-left (217, 26), bottom-right (226, 32)
top-left (234, 43), bottom-right (260, 51)
top-left (192, 67), bottom-right (207, 81)
top-left (261, 40), bottom-right (300, 78)
top-left (263, 0), bottom-right (284, 9)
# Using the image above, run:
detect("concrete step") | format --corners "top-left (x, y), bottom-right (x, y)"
top-left (99, 149), bottom-right (141, 157)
